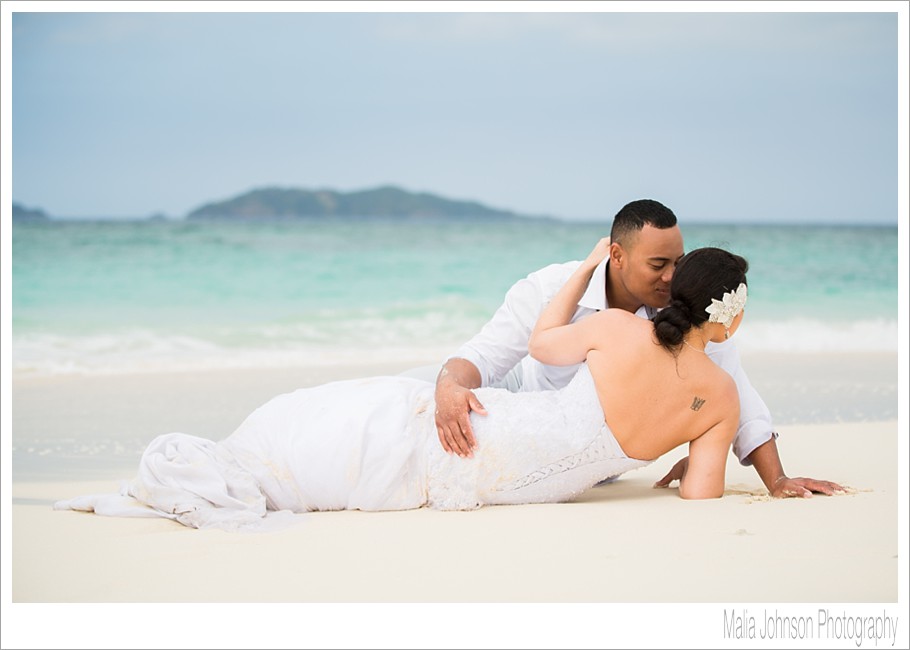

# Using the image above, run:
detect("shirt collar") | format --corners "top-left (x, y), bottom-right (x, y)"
top-left (578, 257), bottom-right (609, 311)
top-left (578, 257), bottom-right (658, 319)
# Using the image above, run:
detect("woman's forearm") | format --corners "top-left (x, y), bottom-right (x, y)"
top-left (532, 238), bottom-right (610, 338)
top-left (534, 261), bottom-right (597, 334)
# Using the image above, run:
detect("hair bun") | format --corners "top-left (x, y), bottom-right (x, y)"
top-left (668, 298), bottom-right (692, 321)
top-left (653, 299), bottom-right (694, 348)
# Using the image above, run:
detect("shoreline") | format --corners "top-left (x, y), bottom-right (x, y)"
top-left (10, 350), bottom-right (899, 480)
top-left (11, 359), bottom-right (435, 481)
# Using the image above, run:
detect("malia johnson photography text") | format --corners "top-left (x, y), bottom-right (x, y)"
top-left (724, 609), bottom-right (899, 646)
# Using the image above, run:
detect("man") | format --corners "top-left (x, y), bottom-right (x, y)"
top-left (432, 199), bottom-right (844, 498)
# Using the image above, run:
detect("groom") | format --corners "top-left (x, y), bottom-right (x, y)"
top-left (430, 198), bottom-right (844, 498)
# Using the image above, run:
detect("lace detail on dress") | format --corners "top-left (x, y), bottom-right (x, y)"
top-left (493, 424), bottom-right (616, 493)
top-left (428, 364), bottom-right (653, 510)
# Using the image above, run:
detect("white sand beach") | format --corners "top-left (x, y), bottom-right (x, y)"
top-left (5, 352), bottom-right (907, 648)
top-left (12, 418), bottom-right (899, 603)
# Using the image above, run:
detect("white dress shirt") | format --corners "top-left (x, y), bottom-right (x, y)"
top-left (452, 258), bottom-right (776, 465)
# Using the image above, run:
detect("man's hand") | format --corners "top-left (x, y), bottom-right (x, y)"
top-left (434, 358), bottom-right (487, 458)
top-left (435, 385), bottom-right (487, 458)
top-left (769, 476), bottom-right (847, 498)
top-left (748, 437), bottom-right (848, 498)
top-left (655, 455), bottom-right (848, 498)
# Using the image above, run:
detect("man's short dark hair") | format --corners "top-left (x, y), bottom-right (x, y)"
top-left (610, 199), bottom-right (678, 247)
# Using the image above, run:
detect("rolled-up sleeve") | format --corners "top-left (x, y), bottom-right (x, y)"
top-left (707, 340), bottom-right (777, 465)
top-left (452, 262), bottom-right (578, 387)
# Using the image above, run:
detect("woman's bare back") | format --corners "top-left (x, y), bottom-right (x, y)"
top-left (585, 310), bottom-right (739, 461)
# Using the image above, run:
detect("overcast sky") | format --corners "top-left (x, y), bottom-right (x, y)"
top-left (7, 3), bottom-right (903, 223)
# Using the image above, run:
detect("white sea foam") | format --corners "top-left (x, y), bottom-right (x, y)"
top-left (11, 317), bottom-right (898, 377)
top-left (734, 318), bottom-right (898, 353)
top-left (11, 330), bottom-right (460, 377)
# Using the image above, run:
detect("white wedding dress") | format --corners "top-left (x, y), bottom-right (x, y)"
top-left (55, 364), bottom-right (652, 531)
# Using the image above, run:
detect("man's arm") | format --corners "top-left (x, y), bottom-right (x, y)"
top-left (745, 436), bottom-right (846, 498)
top-left (433, 261), bottom-right (583, 457)
top-left (434, 358), bottom-right (486, 458)
top-left (456, 262), bottom-right (582, 386)
top-left (705, 339), bottom-right (775, 464)
top-left (657, 340), bottom-right (847, 498)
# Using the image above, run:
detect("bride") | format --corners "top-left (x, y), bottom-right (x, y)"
top-left (56, 242), bottom-right (750, 530)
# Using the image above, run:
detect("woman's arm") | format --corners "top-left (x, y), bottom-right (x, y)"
top-left (528, 238), bottom-right (611, 366)
top-left (678, 382), bottom-right (740, 499)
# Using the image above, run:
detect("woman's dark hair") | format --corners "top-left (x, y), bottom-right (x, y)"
top-left (653, 247), bottom-right (749, 351)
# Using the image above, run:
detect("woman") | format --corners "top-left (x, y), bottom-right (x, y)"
top-left (529, 239), bottom-right (745, 500)
top-left (56, 243), bottom-right (749, 531)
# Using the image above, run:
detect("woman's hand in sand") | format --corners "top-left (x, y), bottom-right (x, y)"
top-left (658, 456), bottom-right (848, 497)
top-left (653, 456), bottom-right (688, 489)
top-left (769, 476), bottom-right (848, 498)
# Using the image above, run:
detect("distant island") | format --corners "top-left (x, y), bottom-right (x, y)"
top-left (12, 202), bottom-right (50, 221)
top-left (186, 185), bottom-right (550, 220)
top-left (13, 186), bottom-right (555, 222)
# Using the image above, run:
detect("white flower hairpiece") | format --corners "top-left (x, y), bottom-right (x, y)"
top-left (704, 283), bottom-right (748, 329)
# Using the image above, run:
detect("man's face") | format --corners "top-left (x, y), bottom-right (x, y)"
top-left (617, 224), bottom-right (685, 308)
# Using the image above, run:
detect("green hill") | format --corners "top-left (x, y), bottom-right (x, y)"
top-left (12, 202), bottom-right (50, 221)
top-left (186, 185), bottom-right (545, 220)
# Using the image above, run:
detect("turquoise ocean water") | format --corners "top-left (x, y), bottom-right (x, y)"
top-left (12, 217), bottom-right (899, 377)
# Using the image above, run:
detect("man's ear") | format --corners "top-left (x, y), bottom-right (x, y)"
top-left (609, 242), bottom-right (624, 269)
